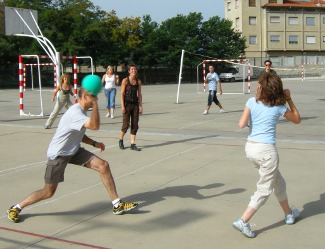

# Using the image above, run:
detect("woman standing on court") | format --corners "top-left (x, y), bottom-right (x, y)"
top-left (233, 73), bottom-right (301, 238)
top-left (102, 65), bottom-right (119, 118)
top-left (45, 73), bottom-right (74, 129)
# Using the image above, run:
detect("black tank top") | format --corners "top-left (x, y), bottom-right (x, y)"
top-left (124, 77), bottom-right (139, 104)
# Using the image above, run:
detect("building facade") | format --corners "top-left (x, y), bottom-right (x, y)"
top-left (225, 0), bottom-right (325, 66)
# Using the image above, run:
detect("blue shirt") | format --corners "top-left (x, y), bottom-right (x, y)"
top-left (246, 97), bottom-right (287, 144)
top-left (206, 72), bottom-right (219, 91)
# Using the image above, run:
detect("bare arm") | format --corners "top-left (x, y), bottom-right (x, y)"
top-left (138, 79), bottom-right (143, 114)
top-left (218, 80), bottom-right (222, 95)
top-left (120, 78), bottom-right (127, 113)
top-left (239, 106), bottom-right (250, 129)
top-left (283, 89), bottom-right (301, 124)
top-left (82, 134), bottom-right (105, 152)
top-left (84, 97), bottom-right (100, 130)
top-left (51, 86), bottom-right (60, 102)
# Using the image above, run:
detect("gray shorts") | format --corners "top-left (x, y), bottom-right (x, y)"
top-left (44, 147), bottom-right (96, 184)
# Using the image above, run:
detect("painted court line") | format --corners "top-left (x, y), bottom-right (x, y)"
top-left (0, 226), bottom-right (111, 249)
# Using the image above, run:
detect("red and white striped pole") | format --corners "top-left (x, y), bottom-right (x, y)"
top-left (202, 60), bottom-right (206, 92)
top-left (247, 62), bottom-right (251, 94)
top-left (19, 55), bottom-right (24, 115)
top-left (73, 57), bottom-right (78, 103)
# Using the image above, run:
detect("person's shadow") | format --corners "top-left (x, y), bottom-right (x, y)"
top-left (125, 183), bottom-right (246, 210)
top-left (255, 192), bottom-right (325, 236)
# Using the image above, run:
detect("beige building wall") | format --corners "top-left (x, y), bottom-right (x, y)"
top-left (225, 0), bottom-right (325, 65)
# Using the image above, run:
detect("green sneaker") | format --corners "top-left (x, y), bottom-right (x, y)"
top-left (113, 201), bottom-right (138, 215)
top-left (7, 206), bottom-right (21, 223)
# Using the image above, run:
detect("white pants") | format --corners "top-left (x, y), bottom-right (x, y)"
top-left (245, 142), bottom-right (288, 210)
top-left (45, 96), bottom-right (72, 127)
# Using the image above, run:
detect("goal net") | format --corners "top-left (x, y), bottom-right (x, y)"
top-left (197, 59), bottom-right (251, 95)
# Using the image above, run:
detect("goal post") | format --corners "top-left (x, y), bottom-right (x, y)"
top-left (200, 59), bottom-right (251, 94)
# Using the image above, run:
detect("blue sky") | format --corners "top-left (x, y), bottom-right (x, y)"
top-left (91, 0), bottom-right (225, 23)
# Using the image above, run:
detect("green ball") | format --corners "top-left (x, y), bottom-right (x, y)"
top-left (82, 75), bottom-right (102, 96)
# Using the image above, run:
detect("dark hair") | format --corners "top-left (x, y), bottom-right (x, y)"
top-left (264, 59), bottom-right (272, 65)
top-left (257, 73), bottom-right (286, 106)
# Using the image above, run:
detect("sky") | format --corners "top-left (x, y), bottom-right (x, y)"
top-left (91, 0), bottom-right (225, 24)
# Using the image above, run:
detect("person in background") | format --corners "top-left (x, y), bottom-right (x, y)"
top-left (233, 73), bottom-right (301, 238)
top-left (45, 73), bottom-right (75, 129)
top-left (259, 59), bottom-right (277, 77)
top-left (203, 65), bottom-right (225, 115)
top-left (102, 65), bottom-right (119, 119)
top-left (119, 64), bottom-right (143, 151)
top-left (7, 87), bottom-right (138, 223)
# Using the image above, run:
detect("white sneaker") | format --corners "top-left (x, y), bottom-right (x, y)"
top-left (111, 113), bottom-right (114, 119)
top-left (203, 110), bottom-right (208, 115)
top-left (285, 208), bottom-right (300, 225)
top-left (106, 113), bottom-right (110, 118)
top-left (219, 109), bottom-right (225, 113)
top-left (232, 218), bottom-right (256, 238)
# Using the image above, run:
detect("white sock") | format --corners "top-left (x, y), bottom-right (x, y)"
top-left (14, 204), bottom-right (22, 210)
top-left (112, 198), bottom-right (120, 208)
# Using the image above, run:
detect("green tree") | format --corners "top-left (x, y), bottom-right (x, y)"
top-left (201, 16), bottom-right (246, 59)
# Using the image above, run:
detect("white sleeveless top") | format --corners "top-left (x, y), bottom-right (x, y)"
top-left (104, 74), bottom-right (116, 89)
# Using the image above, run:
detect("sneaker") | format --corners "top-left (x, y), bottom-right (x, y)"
top-left (113, 201), bottom-right (138, 215)
top-left (106, 113), bottom-right (110, 118)
top-left (203, 110), bottom-right (208, 115)
top-left (130, 144), bottom-right (141, 151)
top-left (44, 125), bottom-right (50, 129)
top-left (285, 208), bottom-right (300, 225)
top-left (119, 139), bottom-right (125, 150)
top-left (232, 218), bottom-right (256, 238)
top-left (111, 113), bottom-right (114, 119)
top-left (7, 206), bottom-right (21, 223)
top-left (219, 109), bottom-right (225, 113)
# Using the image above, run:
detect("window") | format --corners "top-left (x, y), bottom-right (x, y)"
top-left (288, 17), bottom-right (299, 25)
top-left (306, 36), bottom-right (316, 44)
top-left (269, 0), bottom-right (277, 3)
top-left (323, 36), bottom-right (325, 42)
top-left (289, 36), bottom-right (298, 44)
top-left (236, 18), bottom-right (239, 28)
top-left (249, 17), bottom-right (256, 25)
top-left (235, 0), bottom-right (239, 9)
top-left (270, 16), bottom-right (280, 23)
top-left (270, 35), bottom-right (280, 42)
top-left (249, 0), bottom-right (256, 7)
top-left (323, 17), bottom-right (325, 24)
top-left (249, 36), bottom-right (257, 44)
top-left (306, 17), bottom-right (315, 26)
top-left (227, 1), bottom-right (231, 11)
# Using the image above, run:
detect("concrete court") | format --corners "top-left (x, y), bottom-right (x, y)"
top-left (0, 79), bottom-right (324, 249)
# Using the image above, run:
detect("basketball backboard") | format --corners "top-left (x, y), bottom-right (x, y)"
top-left (4, 6), bottom-right (38, 35)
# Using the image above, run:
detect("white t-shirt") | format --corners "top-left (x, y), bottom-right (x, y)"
top-left (47, 103), bottom-right (89, 159)
top-left (104, 74), bottom-right (116, 89)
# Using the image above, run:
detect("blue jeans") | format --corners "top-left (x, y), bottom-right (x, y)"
top-left (104, 88), bottom-right (116, 109)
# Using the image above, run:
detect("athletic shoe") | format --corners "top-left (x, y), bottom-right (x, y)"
top-left (219, 109), bottom-right (225, 113)
top-left (285, 208), bottom-right (300, 225)
top-left (111, 114), bottom-right (114, 119)
top-left (232, 218), bottom-right (256, 238)
top-left (113, 201), bottom-right (138, 215)
top-left (130, 144), bottom-right (141, 151)
top-left (119, 139), bottom-right (125, 150)
top-left (7, 206), bottom-right (21, 223)
top-left (106, 113), bottom-right (110, 118)
top-left (203, 110), bottom-right (208, 115)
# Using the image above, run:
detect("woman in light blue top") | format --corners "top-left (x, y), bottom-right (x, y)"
top-left (233, 73), bottom-right (301, 238)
